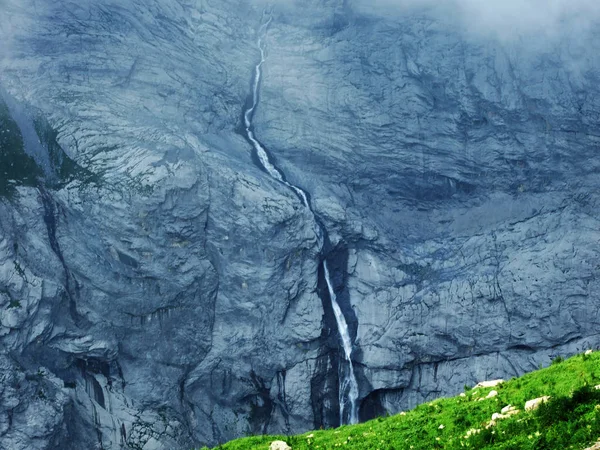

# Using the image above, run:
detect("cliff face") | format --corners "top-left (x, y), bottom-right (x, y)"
top-left (255, 0), bottom-right (600, 421)
top-left (1, 1), bottom-right (599, 449)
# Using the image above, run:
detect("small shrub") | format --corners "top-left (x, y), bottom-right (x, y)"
top-left (453, 414), bottom-right (466, 427)
top-left (551, 356), bottom-right (564, 365)
top-left (470, 427), bottom-right (496, 446)
top-left (571, 384), bottom-right (600, 405)
top-left (536, 396), bottom-right (571, 426)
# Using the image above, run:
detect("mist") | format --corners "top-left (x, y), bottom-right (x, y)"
top-left (350, 0), bottom-right (600, 41)
top-left (262, 0), bottom-right (600, 42)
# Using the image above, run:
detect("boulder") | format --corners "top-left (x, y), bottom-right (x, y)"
top-left (475, 380), bottom-right (505, 389)
top-left (525, 396), bottom-right (551, 411)
top-left (270, 441), bottom-right (292, 450)
top-left (501, 405), bottom-right (515, 414)
top-left (584, 441), bottom-right (600, 450)
top-left (491, 408), bottom-right (519, 421)
top-left (486, 390), bottom-right (498, 399)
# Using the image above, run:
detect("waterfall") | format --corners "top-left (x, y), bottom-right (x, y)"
top-left (243, 15), bottom-right (359, 426)
top-left (323, 261), bottom-right (359, 424)
top-left (243, 16), bottom-right (309, 208)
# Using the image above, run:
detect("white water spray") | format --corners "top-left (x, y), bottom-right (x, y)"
top-left (243, 15), bottom-right (359, 426)
top-left (324, 261), bottom-right (359, 425)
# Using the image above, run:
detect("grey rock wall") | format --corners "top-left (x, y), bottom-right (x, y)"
top-left (0, 0), bottom-right (599, 448)
top-left (256, 0), bottom-right (600, 421)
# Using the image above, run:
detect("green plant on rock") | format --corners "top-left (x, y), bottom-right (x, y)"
top-left (0, 99), bottom-right (42, 198)
top-left (7, 299), bottom-right (21, 309)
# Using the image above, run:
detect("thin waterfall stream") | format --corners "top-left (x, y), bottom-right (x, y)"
top-left (242, 15), bottom-right (359, 426)
top-left (243, 16), bottom-right (310, 209)
top-left (323, 261), bottom-right (359, 424)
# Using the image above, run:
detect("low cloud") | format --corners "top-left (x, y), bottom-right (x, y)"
top-left (351, 0), bottom-right (600, 41)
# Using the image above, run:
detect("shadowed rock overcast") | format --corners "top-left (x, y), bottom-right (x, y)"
top-left (0, 0), bottom-right (599, 448)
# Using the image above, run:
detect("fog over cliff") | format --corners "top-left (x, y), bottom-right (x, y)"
top-left (354, 0), bottom-right (600, 37)
top-left (1, 0), bottom-right (599, 449)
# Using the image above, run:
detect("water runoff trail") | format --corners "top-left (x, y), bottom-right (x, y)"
top-left (243, 15), bottom-right (359, 425)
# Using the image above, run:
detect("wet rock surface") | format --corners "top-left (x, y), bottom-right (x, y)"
top-left (0, 0), bottom-right (599, 448)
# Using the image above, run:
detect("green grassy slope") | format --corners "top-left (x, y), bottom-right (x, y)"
top-left (202, 351), bottom-right (600, 450)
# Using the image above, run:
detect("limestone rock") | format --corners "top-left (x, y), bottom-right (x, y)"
top-left (476, 380), bottom-right (505, 389)
top-left (525, 396), bottom-right (551, 411)
top-left (491, 407), bottom-right (519, 421)
top-left (486, 390), bottom-right (498, 399)
top-left (270, 441), bottom-right (292, 450)
top-left (501, 405), bottom-right (515, 414)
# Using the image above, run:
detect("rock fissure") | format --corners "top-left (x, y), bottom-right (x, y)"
top-left (39, 187), bottom-right (82, 326)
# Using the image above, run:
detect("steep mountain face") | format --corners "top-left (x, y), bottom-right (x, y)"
top-left (256, 0), bottom-right (600, 421)
top-left (0, 0), bottom-right (599, 449)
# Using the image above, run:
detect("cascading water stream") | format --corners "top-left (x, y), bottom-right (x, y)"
top-left (323, 261), bottom-right (359, 425)
top-left (243, 15), bottom-right (359, 425)
top-left (244, 16), bottom-right (309, 209)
